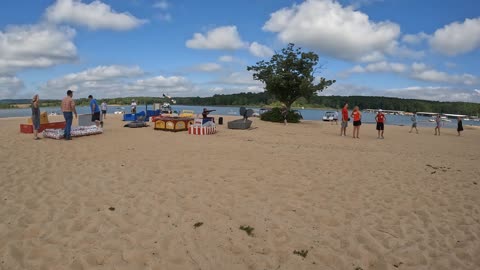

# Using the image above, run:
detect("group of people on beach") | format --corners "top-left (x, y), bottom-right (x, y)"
top-left (30, 90), bottom-right (108, 140)
top-left (337, 102), bottom-right (464, 139)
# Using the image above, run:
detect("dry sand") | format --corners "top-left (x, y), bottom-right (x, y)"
top-left (1, 115), bottom-right (479, 270)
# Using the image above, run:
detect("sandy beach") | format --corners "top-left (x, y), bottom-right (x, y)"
top-left (1, 115), bottom-right (479, 270)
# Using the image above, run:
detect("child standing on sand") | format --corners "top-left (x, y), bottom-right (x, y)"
top-left (434, 114), bottom-right (441, 136)
top-left (351, 106), bottom-right (362, 139)
top-left (375, 109), bottom-right (386, 139)
top-left (457, 117), bottom-right (464, 136)
top-left (409, 112), bottom-right (419, 134)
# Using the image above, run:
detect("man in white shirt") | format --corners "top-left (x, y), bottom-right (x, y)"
top-left (101, 101), bottom-right (107, 119)
top-left (131, 99), bottom-right (137, 114)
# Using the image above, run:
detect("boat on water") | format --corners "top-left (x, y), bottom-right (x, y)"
top-left (322, 111), bottom-right (336, 121)
top-left (114, 107), bottom-right (125, 114)
top-left (440, 116), bottom-right (451, 122)
top-left (48, 111), bottom-right (59, 116)
top-left (227, 109), bottom-right (237, 115)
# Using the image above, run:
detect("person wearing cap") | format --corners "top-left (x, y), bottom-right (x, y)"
top-left (375, 109), bottom-right (386, 139)
top-left (88, 95), bottom-right (101, 128)
top-left (61, 90), bottom-right (77, 140)
top-left (131, 99), bottom-right (137, 114)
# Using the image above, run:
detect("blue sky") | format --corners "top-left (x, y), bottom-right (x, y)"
top-left (1, 0), bottom-right (479, 102)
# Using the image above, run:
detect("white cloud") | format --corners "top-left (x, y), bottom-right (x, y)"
top-left (322, 83), bottom-right (480, 102)
top-left (216, 71), bottom-right (262, 86)
top-left (192, 63), bottom-right (222, 72)
top-left (40, 65), bottom-right (146, 98)
top-left (402, 32), bottom-right (429, 45)
top-left (249, 42), bottom-right (274, 58)
top-left (0, 76), bottom-right (24, 99)
top-left (410, 62), bottom-right (478, 85)
top-left (430, 17), bottom-right (480, 56)
top-left (348, 61), bottom-right (407, 74)
top-left (186, 26), bottom-right (246, 50)
top-left (384, 86), bottom-right (480, 102)
top-left (156, 13), bottom-right (172, 22)
top-left (219, 55), bottom-right (234, 62)
top-left (45, 0), bottom-right (146, 31)
top-left (263, 0), bottom-right (400, 62)
top-left (153, 0), bottom-right (169, 10)
top-left (0, 24), bottom-right (77, 75)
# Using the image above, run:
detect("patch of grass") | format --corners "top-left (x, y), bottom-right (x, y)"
top-left (239, 225), bottom-right (254, 236)
top-left (194, 222), bottom-right (203, 228)
top-left (293, 249), bottom-right (308, 258)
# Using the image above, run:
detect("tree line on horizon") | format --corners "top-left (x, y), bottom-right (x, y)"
top-left (1, 92), bottom-right (479, 116)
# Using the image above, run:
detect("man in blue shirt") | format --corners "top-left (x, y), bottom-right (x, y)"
top-left (88, 95), bottom-right (101, 128)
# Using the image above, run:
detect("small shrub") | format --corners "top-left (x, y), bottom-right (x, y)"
top-left (260, 107), bottom-right (301, 123)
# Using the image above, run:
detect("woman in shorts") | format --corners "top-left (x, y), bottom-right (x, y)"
top-left (31, 94), bottom-right (41, 140)
top-left (351, 106), bottom-right (362, 139)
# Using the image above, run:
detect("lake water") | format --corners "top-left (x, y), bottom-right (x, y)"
top-left (2, 105), bottom-right (479, 129)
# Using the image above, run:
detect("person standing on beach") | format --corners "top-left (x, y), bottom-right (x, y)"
top-left (333, 110), bottom-right (338, 125)
top-left (131, 99), bottom-right (137, 114)
top-left (351, 106), bottom-right (362, 139)
top-left (340, 103), bottom-right (349, 136)
top-left (101, 101), bottom-right (107, 119)
top-left (409, 112), bottom-right (419, 134)
top-left (88, 95), bottom-right (101, 128)
top-left (375, 109), bottom-right (386, 139)
top-left (281, 106), bottom-right (288, 126)
top-left (31, 94), bottom-right (41, 140)
top-left (457, 117), bottom-right (464, 136)
top-left (434, 114), bottom-right (441, 136)
top-left (61, 90), bottom-right (77, 140)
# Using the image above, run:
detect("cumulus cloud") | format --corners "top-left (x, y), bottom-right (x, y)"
top-left (45, 0), bottom-right (146, 31)
top-left (430, 17), bottom-right (480, 56)
top-left (218, 55), bottom-right (234, 62)
top-left (322, 83), bottom-right (480, 102)
top-left (0, 76), bottom-right (24, 99)
top-left (347, 61), bottom-right (407, 74)
top-left (186, 26), bottom-right (246, 50)
top-left (263, 0), bottom-right (400, 62)
top-left (39, 65), bottom-right (153, 98)
top-left (384, 86), bottom-right (480, 102)
top-left (402, 32), bottom-right (430, 45)
top-left (0, 24), bottom-right (77, 75)
top-left (410, 62), bottom-right (478, 85)
top-left (249, 42), bottom-right (274, 57)
top-left (192, 63), bottom-right (222, 72)
top-left (153, 0), bottom-right (169, 10)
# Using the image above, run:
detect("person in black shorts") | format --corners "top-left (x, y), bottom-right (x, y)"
top-left (88, 95), bottom-right (101, 127)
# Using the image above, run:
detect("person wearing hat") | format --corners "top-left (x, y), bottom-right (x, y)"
top-left (375, 109), bottom-right (386, 139)
top-left (131, 99), bottom-right (137, 114)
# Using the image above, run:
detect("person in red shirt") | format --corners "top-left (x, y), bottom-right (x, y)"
top-left (340, 102), bottom-right (349, 136)
top-left (351, 106), bottom-right (362, 139)
top-left (375, 109), bottom-right (386, 139)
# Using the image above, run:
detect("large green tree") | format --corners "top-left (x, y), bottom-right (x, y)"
top-left (247, 43), bottom-right (335, 109)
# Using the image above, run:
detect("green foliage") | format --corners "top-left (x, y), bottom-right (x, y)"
top-left (247, 43), bottom-right (335, 109)
top-left (2, 92), bottom-right (480, 116)
top-left (260, 107), bottom-right (301, 123)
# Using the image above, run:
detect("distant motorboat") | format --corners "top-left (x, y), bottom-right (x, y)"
top-left (322, 111), bottom-right (336, 121)
top-left (227, 109), bottom-right (237, 115)
top-left (114, 107), bottom-right (125, 114)
top-left (428, 118), bottom-right (435, 122)
top-left (440, 116), bottom-right (451, 122)
top-left (49, 111), bottom-right (59, 116)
